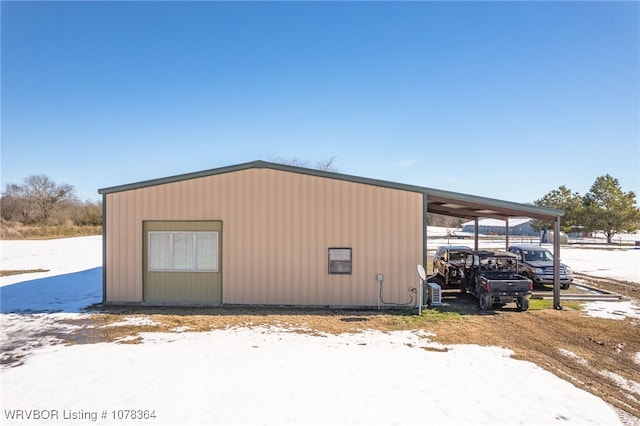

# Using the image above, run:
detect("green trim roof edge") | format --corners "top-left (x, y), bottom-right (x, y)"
top-left (97, 159), bottom-right (563, 219)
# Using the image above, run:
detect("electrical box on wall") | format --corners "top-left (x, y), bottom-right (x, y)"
top-left (376, 274), bottom-right (384, 282)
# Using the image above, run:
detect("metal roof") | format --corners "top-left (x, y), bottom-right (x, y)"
top-left (98, 160), bottom-right (563, 222)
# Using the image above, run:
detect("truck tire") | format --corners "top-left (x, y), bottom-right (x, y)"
top-left (479, 293), bottom-right (493, 311)
top-left (561, 282), bottom-right (570, 290)
top-left (517, 297), bottom-right (529, 312)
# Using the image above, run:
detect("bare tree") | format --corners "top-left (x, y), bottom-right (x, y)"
top-left (272, 156), bottom-right (338, 172)
top-left (69, 199), bottom-right (103, 226)
top-left (25, 175), bottom-right (75, 222)
top-left (1, 183), bottom-right (32, 222)
top-left (2, 175), bottom-right (76, 223)
top-left (313, 156), bottom-right (338, 172)
top-left (427, 213), bottom-right (464, 228)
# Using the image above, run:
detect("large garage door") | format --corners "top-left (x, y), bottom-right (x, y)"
top-left (143, 221), bottom-right (222, 305)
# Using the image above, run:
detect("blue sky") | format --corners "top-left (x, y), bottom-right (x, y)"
top-left (2, 1), bottom-right (638, 205)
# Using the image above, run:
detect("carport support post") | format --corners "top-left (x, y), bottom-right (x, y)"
top-left (505, 217), bottom-right (510, 251)
top-left (474, 217), bottom-right (479, 250)
top-left (553, 218), bottom-right (562, 310)
top-left (422, 192), bottom-right (428, 315)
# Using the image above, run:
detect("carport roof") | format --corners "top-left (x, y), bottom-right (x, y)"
top-left (98, 160), bottom-right (563, 222)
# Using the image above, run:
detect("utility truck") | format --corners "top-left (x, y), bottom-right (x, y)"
top-left (460, 250), bottom-right (533, 312)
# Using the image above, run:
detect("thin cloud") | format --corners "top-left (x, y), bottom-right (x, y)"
top-left (391, 159), bottom-right (419, 168)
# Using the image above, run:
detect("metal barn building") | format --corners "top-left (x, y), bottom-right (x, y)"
top-left (98, 160), bottom-right (565, 308)
top-left (461, 218), bottom-right (536, 236)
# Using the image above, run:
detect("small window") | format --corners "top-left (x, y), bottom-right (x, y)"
top-left (328, 248), bottom-right (352, 274)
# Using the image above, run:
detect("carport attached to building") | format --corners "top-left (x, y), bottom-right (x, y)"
top-left (424, 188), bottom-right (566, 308)
top-left (98, 160), bottom-right (566, 309)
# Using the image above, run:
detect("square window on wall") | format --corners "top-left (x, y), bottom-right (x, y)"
top-left (328, 248), bottom-right (352, 274)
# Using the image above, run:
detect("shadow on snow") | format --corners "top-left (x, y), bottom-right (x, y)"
top-left (0, 267), bottom-right (102, 314)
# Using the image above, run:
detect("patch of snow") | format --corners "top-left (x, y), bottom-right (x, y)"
top-left (105, 317), bottom-right (160, 327)
top-left (582, 300), bottom-right (640, 320)
top-left (1, 327), bottom-right (624, 426)
top-left (0, 313), bottom-right (87, 368)
top-left (559, 247), bottom-right (640, 284)
top-left (599, 370), bottom-right (640, 397)
top-left (558, 348), bottom-right (589, 366)
top-left (114, 335), bottom-right (143, 344)
top-left (0, 236), bottom-right (102, 287)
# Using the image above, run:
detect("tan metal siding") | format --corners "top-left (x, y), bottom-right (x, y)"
top-left (104, 168), bottom-right (423, 307)
top-left (105, 190), bottom-right (143, 302)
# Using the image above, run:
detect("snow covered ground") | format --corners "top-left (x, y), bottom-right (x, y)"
top-left (1, 235), bottom-right (639, 425)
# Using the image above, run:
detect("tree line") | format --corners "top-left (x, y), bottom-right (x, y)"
top-left (1, 174), bottom-right (101, 226)
top-left (531, 174), bottom-right (640, 244)
top-left (1, 172), bottom-right (638, 244)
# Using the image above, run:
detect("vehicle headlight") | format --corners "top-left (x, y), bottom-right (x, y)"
top-left (534, 268), bottom-right (544, 274)
top-left (565, 266), bottom-right (572, 274)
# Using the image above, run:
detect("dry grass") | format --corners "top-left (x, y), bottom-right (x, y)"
top-left (0, 269), bottom-right (50, 277)
top-left (0, 220), bottom-right (100, 240)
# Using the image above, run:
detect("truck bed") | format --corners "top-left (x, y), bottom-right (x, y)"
top-left (481, 271), bottom-right (523, 281)
top-left (480, 270), bottom-right (531, 293)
